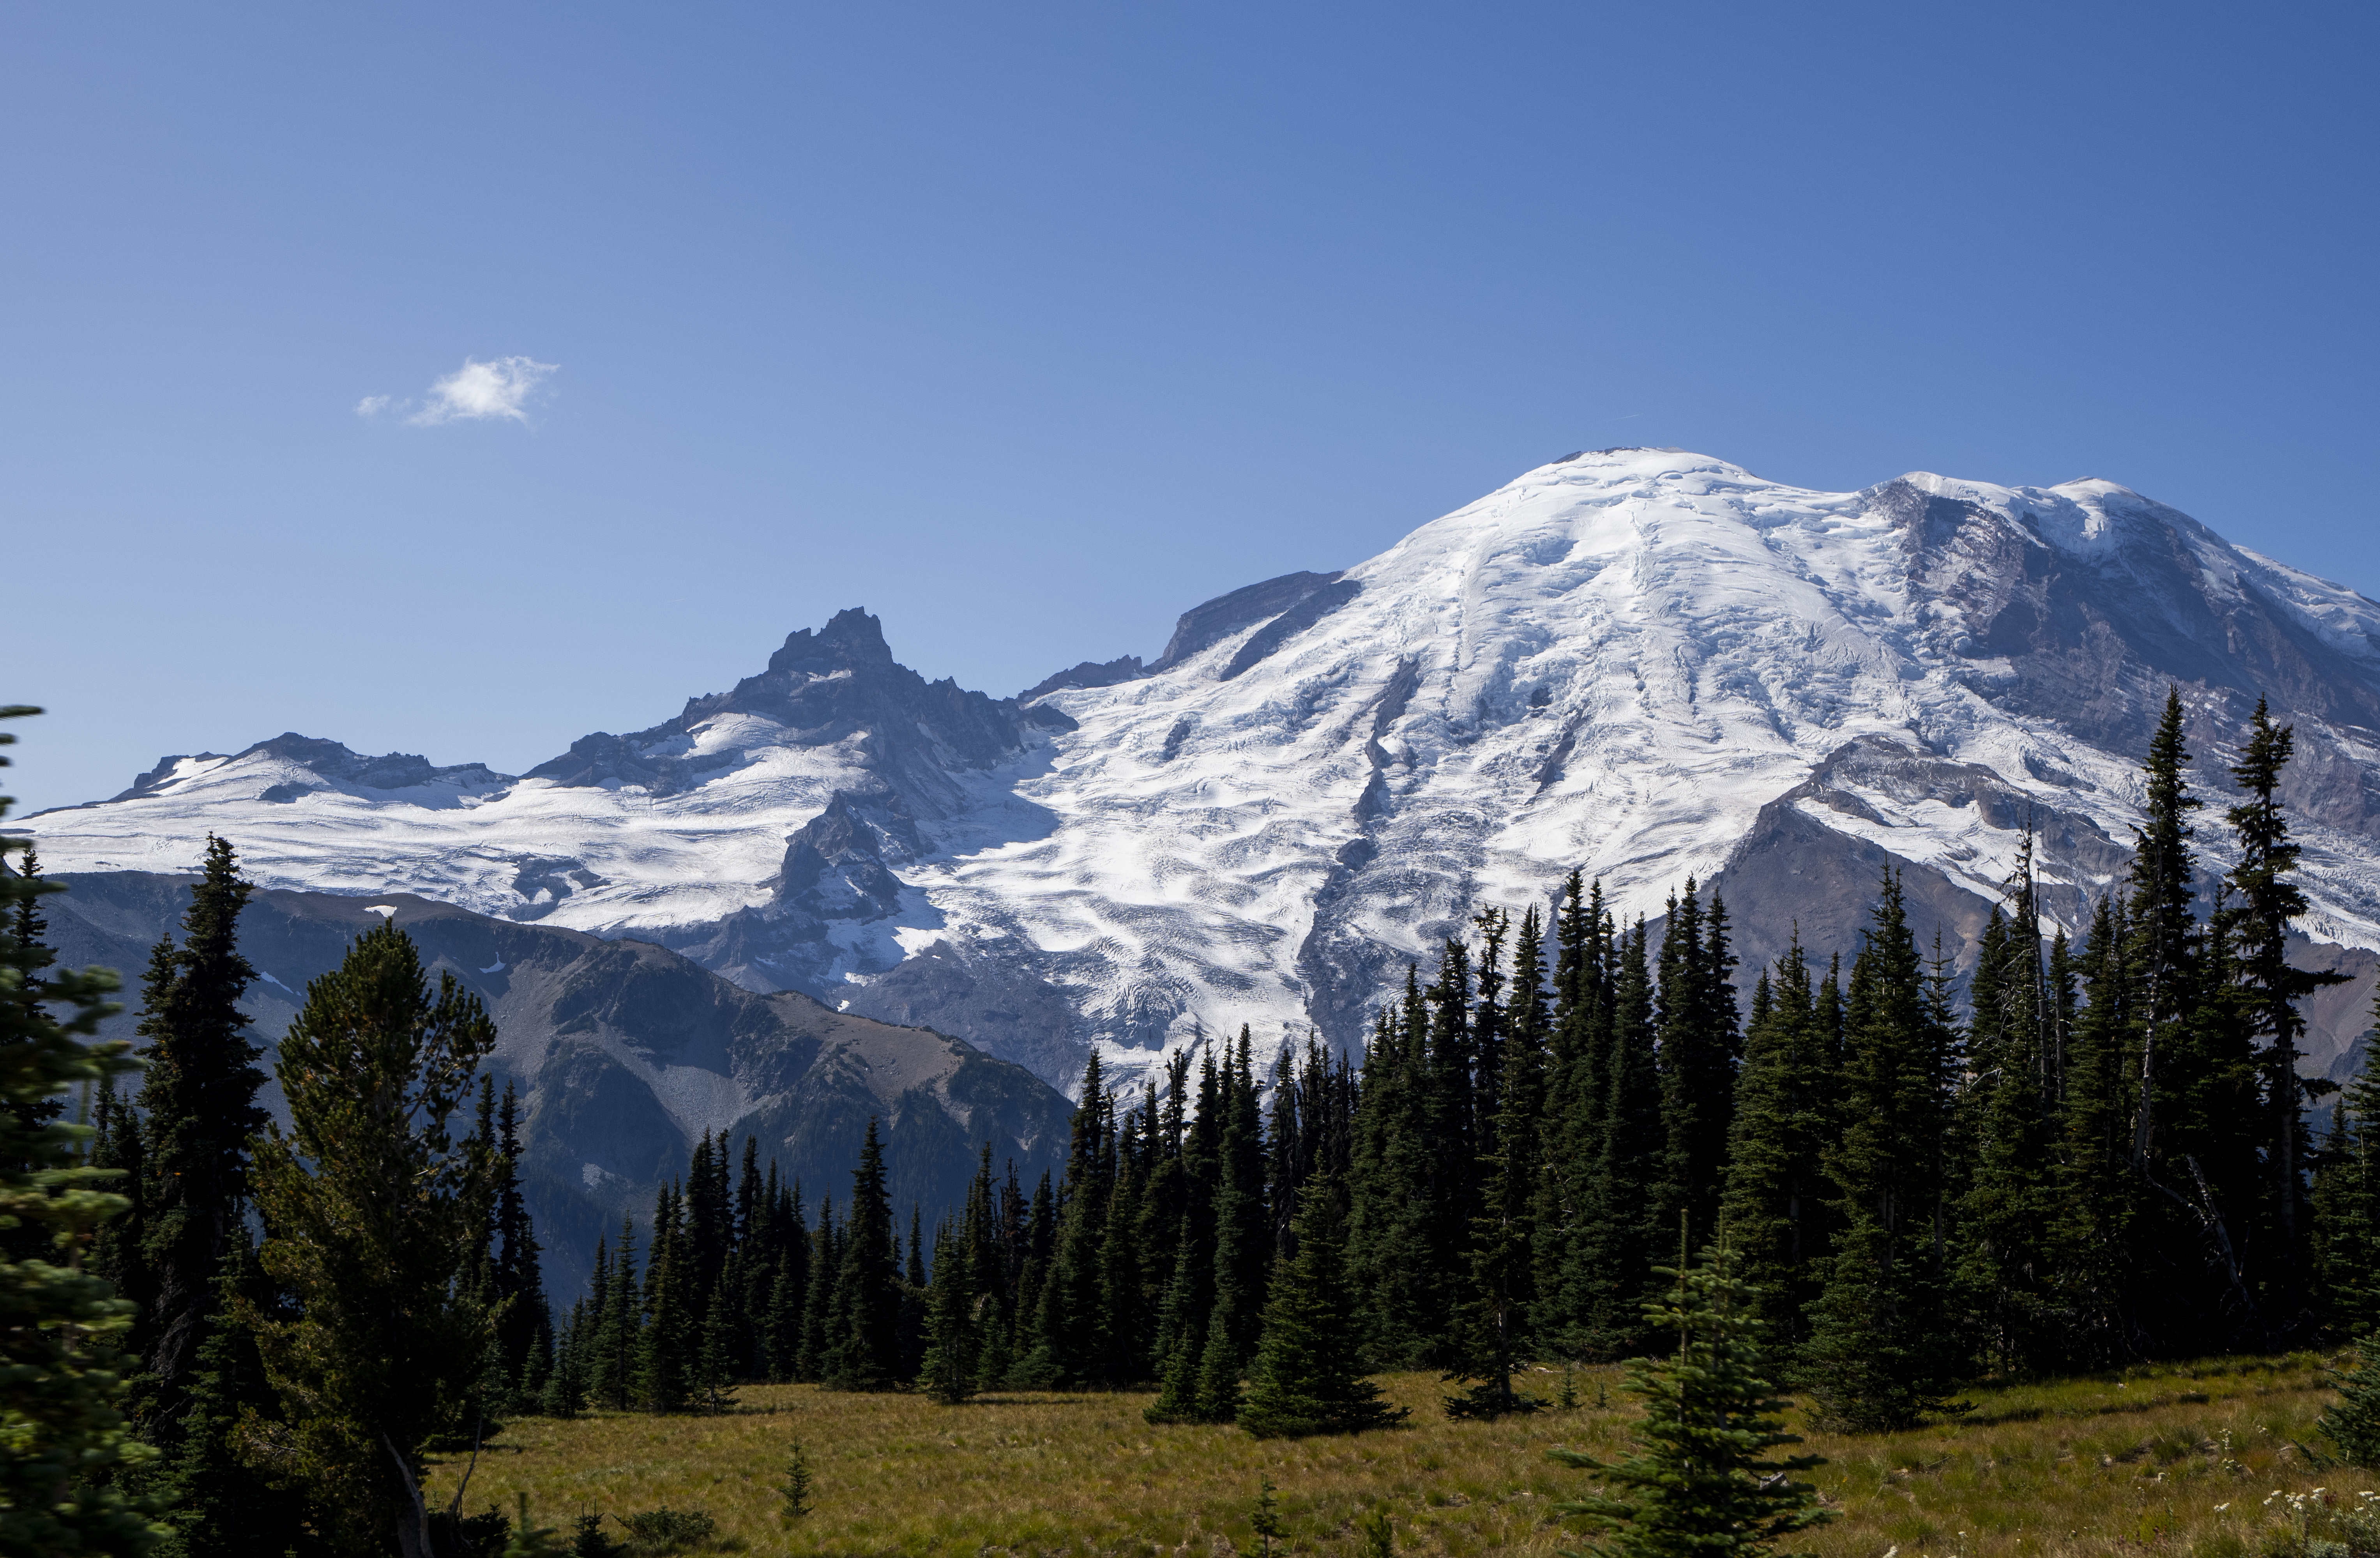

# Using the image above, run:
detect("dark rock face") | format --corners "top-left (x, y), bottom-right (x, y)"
top-left (656, 785), bottom-right (952, 998)
top-left (1874, 479), bottom-right (2380, 839)
top-left (1219, 578), bottom-right (1364, 680)
top-left (42, 872), bottom-right (1072, 1299)
top-left (1019, 656), bottom-right (1147, 702)
top-left (527, 608), bottom-right (1075, 812)
top-left (1152, 571), bottom-right (1345, 671)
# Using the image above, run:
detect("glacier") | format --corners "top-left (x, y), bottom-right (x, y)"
top-left (25, 449), bottom-right (2380, 1093)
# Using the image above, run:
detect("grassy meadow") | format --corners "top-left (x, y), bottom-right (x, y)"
top-left (422, 1356), bottom-right (2376, 1557)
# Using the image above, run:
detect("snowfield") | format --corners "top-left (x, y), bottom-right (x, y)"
top-left (28, 449), bottom-right (2380, 1092)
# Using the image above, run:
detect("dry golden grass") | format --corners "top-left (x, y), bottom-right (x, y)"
top-left (421, 1356), bottom-right (2373, 1557)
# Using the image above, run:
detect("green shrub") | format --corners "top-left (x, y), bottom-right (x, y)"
top-left (618, 1507), bottom-right (718, 1554)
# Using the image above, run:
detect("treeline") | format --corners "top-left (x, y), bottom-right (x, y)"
top-left (633, 689), bottom-right (2380, 1437)
top-left (4, 725), bottom-right (564, 1558)
top-left (10, 685), bottom-right (2380, 1552)
top-left (548, 1029), bottom-right (1368, 1421)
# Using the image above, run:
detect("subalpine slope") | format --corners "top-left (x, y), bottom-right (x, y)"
top-left (40, 872), bottom-right (1072, 1295)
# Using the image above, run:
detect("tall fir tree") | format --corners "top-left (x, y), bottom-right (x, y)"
top-left (1194, 1030), bottom-right (1272, 1421)
top-left (491, 1082), bottom-right (548, 1408)
top-left (1572, 917), bottom-right (1664, 1359)
top-left (129, 836), bottom-right (272, 1440)
top-left (1534, 878), bottom-right (1613, 1352)
top-left (1447, 909), bottom-right (1544, 1417)
top-left (2314, 991), bottom-right (2380, 1339)
top-left (823, 1121), bottom-right (903, 1390)
top-left (635, 1183), bottom-right (691, 1413)
top-left (2053, 894), bottom-right (2138, 1362)
top-left (1654, 881), bottom-right (1740, 1261)
top-left (919, 1215), bottom-right (977, 1404)
top-left (1347, 971), bottom-right (1456, 1367)
top-left (1148, 1050), bottom-right (1223, 1421)
top-left (1717, 937), bottom-right (1836, 1349)
top-left (1957, 842), bottom-right (2067, 1375)
top-left (2120, 689), bottom-right (2253, 1352)
top-left (588, 1221), bottom-right (641, 1411)
top-left (2223, 699), bottom-right (2347, 1335)
top-left (158, 1235), bottom-right (322, 1558)
top-left (795, 1196), bottom-right (837, 1384)
top-left (1799, 872), bottom-right (1967, 1432)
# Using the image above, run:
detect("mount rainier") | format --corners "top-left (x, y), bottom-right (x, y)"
top-left (28, 447), bottom-right (2380, 1093)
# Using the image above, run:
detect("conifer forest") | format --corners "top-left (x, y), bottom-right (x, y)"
top-left (11, 686), bottom-right (2380, 1556)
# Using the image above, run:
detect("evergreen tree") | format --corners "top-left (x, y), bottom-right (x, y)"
top-left (919, 1216), bottom-right (976, 1404)
top-left (823, 1121), bottom-right (901, 1390)
top-left (158, 1236), bottom-right (319, 1558)
top-left (588, 1222), bottom-right (641, 1411)
top-left (1098, 1100), bottom-right (1153, 1383)
top-left (635, 1185), bottom-right (691, 1413)
top-left (491, 1081), bottom-right (547, 1404)
top-left (1347, 973), bottom-right (1454, 1367)
top-left (2119, 689), bottom-right (2260, 1353)
top-left (1447, 912), bottom-right (1544, 1418)
top-left (1717, 938), bottom-right (1834, 1349)
top-left (1192, 1030), bottom-right (1271, 1420)
top-left (537, 1304), bottom-right (585, 1420)
top-left (130, 836), bottom-right (272, 1438)
top-left (2052, 895), bottom-right (2137, 1363)
top-left (1957, 845), bottom-right (2065, 1375)
top-left (88, 1073), bottom-right (149, 1330)
top-left (240, 919), bottom-right (501, 1558)
top-left (1569, 918), bottom-right (1663, 1359)
top-left (1534, 878), bottom-right (1613, 1352)
top-left (1028, 1056), bottom-right (1115, 1386)
top-left (796, 1196), bottom-right (837, 1383)
top-left (2319, 1331), bottom-right (2380, 1467)
top-left (1239, 1178), bottom-right (1406, 1439)
top-left (2223, 699), bottom-right (2347, 1335)
top-left (898, 1208), bottom-right (929, 1383)
top-left (960, 1150), bottom-right (1012, 1392)
top-left (2, 839), bottom-right (73, 1267)
top-left (1654, 883), bottom-right (1740, 1259)
top-left (1548, 1238), bottom-right (1828, 1558)
top-left (2314, 1007), bottom-right (2380, 1338)
top-left (1799, 872), bottom-right (1966, 1433)
top-left (0, 704), bottom-right (170, 1554)
top-left (1147, 1053), bottom-right (1222, 1422)
top-left (693, 1292), bottom-right (737, 1414)
top-left (762, 1252), bottom-right (803, 1384)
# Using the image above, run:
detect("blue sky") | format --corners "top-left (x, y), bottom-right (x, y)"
top-left (7, 3), bottom-right (2376, 817)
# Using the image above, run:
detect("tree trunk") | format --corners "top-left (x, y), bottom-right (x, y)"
top-left (384, 1434), bottom-right (436, 1558)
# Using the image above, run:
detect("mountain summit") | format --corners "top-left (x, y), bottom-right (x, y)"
top-left (28, 449), bottom-right (2380, 1090)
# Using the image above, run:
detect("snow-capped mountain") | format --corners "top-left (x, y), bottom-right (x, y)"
top-left (28, 449), bottom-right (2380, 1090)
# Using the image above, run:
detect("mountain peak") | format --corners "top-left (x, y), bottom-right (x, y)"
top-left (765, 607), bottom-right (895, 676)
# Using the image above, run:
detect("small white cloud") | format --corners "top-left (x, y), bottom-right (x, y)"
top-left (355, 394), bottom-right (392, 417)
top-left (402, 355), bottom-right (558, 426)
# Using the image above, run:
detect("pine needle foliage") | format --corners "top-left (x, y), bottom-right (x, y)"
top-left (2320, 1344), bottom-right (2380, 1467)
top-left (0, 703), bottom-right (168, 1554)
top-left (1548, 1237), bottom-right (1828, 1558)
top-left (239, 918), bottom-right (500, 1558)
top-left (1238, 1177), bottom-right (1407, 1439)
